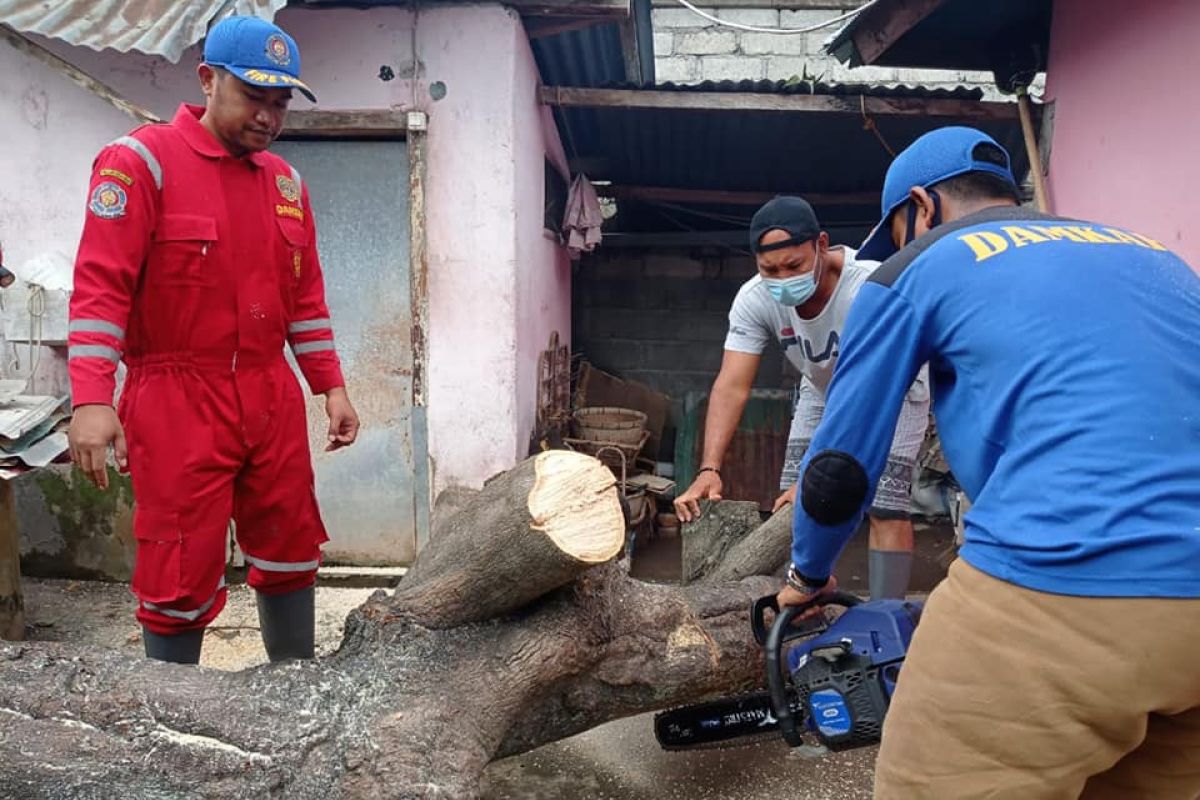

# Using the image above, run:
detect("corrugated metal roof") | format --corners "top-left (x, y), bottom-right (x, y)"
top-left (532, 22), bottom-right (629, 87)
top-left (530, 0), bottom-right (653, 87)
top-left (825, 0), bottom-right (1051, 72)
top-left (552, 80), bottom-right (1030, 233)
top-left (0, 0), bottom-right (286, 63)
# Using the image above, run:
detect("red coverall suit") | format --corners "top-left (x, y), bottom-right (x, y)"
top-left (68, 104), bottom-right (344, 634)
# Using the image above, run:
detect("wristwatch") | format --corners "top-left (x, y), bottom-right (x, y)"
top-left (786, 563), bottom-right (829, 595)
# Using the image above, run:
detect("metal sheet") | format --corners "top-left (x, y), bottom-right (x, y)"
top-left (553, 81), bottom-right (1030, 233)
top-left (273, 139), bottom-right (417, 565)
top-left (676, 389), bottom-right (793, 514)
top-left (0, 0), bottom-right (287, 62)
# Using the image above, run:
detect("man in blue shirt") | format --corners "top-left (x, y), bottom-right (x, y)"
top-left (779, 126), bottom-right (1200, 798)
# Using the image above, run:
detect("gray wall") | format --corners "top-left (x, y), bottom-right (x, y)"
top-left (573, 247), bottom-right (791, 412)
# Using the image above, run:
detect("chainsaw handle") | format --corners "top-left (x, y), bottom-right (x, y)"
top-left (751, 591), bottom-right (863, 647)
top-left (762, 591), bottom-right (864, 748)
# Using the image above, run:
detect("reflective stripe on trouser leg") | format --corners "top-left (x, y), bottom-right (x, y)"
top-left (243, 555), bottom-right (320, 573)
top-left (141, 576), bottom-right (227, 623)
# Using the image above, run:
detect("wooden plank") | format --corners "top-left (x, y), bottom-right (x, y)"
top-left (651, 0), bottom-right (859, 7)
top-left (512, 0), bottom-right (630, 17)
top-left (599, 184), bottom-right (879, 207)
top-left (0, 25), bottom-right (159, 125)
top-left (283, 109), bottom-right (407, 138)
top-left (539, 86), bottom-right (1020, 121)
top-left (525, 17), bottom-right (610, 38)
top-left (849, 0), bottom-right (946, 66)
top-left (0, 482), bottom-right (24, 641)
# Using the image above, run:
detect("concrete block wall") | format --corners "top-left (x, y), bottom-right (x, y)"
top-left (652, 3), bottom-right (1005, 97)
top-left (573, 248), bottom-right (791, 413)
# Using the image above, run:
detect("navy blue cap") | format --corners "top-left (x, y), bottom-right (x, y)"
top-left (203, 16), bottom-right (315, 103)
top-left (749, 196), bottom-right (821, 252)
top-left (858, 126), bottom-right (1018, 261)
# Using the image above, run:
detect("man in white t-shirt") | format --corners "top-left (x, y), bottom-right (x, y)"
top-left (673, 196), bottom-right (929, 599)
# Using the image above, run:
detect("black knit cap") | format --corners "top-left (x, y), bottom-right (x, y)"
top-left (749, 196), bottom-right (821, 253)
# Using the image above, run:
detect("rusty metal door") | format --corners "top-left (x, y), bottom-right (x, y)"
top-left (273, 140), bottom-right (416, 564)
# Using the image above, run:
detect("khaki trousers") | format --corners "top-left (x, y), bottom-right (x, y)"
top-left (875, 559), bottom-right (1200, 799)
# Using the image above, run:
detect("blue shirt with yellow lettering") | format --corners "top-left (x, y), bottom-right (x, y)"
top-left (792, 206), bottom-right (1200, 597)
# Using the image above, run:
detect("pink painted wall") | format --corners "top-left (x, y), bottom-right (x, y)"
top-left (513, 23), bottom-right (573, 459)
top-left (1045, 0), bottom-right (1200, 267)
top-left (0, 4), bottom-right (571, 502)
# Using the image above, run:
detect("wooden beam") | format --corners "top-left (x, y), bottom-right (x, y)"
top-left (848, 0), bottom-right (946, 66)
top-left (283, 109), bottom-right (407, 139)
top-left (525, 17), bottom-right (610, 39)
top-left (539, 86), bottom-right (1021, 121)
top-left (512, 0), bottom-right (630, 18)
top-left (651, 0), bottom-right (859, 7)
top-left (0, 25), bottom-right (160, 125)
top-left (598, 184), bottom-right (879, 207)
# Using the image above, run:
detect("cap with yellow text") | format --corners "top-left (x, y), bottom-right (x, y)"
top-left (203, 16), bottom-right (316, 103)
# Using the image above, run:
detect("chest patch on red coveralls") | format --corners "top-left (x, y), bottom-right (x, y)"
top-left (276, 174), bottom-right (300, 203)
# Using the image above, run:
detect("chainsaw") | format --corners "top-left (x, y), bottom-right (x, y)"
top-left (654, 591), bottom-right (923, 752)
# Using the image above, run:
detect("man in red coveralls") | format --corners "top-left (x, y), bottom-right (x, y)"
top-left (66, 16), bottom-right (359, 664)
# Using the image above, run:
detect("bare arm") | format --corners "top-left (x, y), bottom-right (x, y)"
top-left (700, 350), bottom-right (759, 469)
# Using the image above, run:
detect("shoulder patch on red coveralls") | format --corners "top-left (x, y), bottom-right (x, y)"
top-left (89, 181), bottom-right (128, 219)
top-left (276, 174), bottom-right (300, 203)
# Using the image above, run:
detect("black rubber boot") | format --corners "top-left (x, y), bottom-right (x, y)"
top-left (143, 627), bottom-right (204, 664)
top-left (256, 585), bottom-right (316, 662)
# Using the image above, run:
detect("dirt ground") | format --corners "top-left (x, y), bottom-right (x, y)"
top-left (18, 568), bottom-right (885, 799)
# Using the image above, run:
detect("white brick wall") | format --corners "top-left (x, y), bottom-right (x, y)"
top-left (651, 3), bottom-right (1004, 96)
top-left (677, 30), bottom-right (738, 55)
top-left (702, 55), bottom-right (765, 81)
top-left (739, 32), bottom-right (809, 56)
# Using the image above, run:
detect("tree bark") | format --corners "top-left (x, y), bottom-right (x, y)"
top-left (702, 505), bottom-right (793, 584)
top-left (679, 500), bottom-right (762, 584)
top-left (0, 452), bottom-right (785, 799)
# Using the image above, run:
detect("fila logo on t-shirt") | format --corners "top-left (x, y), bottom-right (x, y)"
top-left (779, 329), bottom-right (840, 363)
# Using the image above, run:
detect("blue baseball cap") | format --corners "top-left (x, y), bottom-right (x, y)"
top-left (858, 126), bottom-right (1018, 262)
top-left (203, 16), bottom-right (316, 103)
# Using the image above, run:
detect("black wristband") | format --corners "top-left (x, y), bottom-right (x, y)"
top-left (697, 466), bottom-right (722, 479)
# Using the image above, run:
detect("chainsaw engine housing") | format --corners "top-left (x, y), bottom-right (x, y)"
top-left (787, 600), bottom-right (921, 750)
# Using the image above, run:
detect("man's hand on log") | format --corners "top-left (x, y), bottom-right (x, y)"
top-left (674, 469), bottom-right (723, 523)
top-left (771, 484), bottom-right (797, 514)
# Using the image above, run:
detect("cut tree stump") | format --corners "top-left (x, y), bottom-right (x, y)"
top-left (679, 499), bottom-right (762, 584)
top-left (0, 451), bottom-right (786, 799)
top-left (703, 505), bottom-right (794, 584)
top-left (0, 481), bottom-right (24, 641)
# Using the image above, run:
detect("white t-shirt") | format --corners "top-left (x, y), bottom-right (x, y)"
top-left (725, 246), bottom-right (883, 396)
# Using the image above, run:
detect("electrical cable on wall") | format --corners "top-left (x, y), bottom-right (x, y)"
top-left (671, 0), bottom-right (866, 35)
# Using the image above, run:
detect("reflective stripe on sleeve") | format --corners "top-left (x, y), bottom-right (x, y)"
top-left (292, 340), bottom-right (335, 355)
top-left (111, 136), bottom-right (163, 190)
top-left (288, 318), bottom-right (331, 335)
top-left (291, 166), bottom-right (303, 211)
top-left (69, 319), bottom-right (126, 340)
top-left (68, 344), bottom-right (121, 363)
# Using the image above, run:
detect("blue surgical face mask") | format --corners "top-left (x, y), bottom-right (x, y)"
top-left (764, 274), bottom-right (817, 306)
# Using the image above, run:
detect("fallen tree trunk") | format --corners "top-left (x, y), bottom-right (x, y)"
top-left (680, 500), bottom-right (762, 584)
top-left (703, 504), bottom-right (793, 584)
top-left (0, 451), bottom-right (784, 799)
